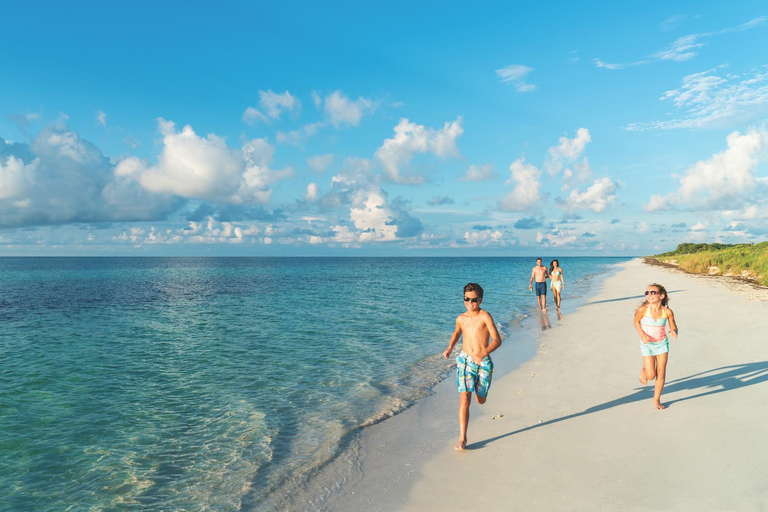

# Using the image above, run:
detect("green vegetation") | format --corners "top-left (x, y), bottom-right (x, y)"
top-left (650, 242), bottom-right (768, 286)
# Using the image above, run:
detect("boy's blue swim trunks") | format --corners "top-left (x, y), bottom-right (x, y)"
top-left (456, 351), bottom-right (493, 397)
top-left (535, 282), bottom-right (547, 296)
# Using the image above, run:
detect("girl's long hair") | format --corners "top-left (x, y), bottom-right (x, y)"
top-left (549, 259), bottom-right (560, 274)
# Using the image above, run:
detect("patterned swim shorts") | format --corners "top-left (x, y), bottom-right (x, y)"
top-left (456, 351), bottom-right (493, 397)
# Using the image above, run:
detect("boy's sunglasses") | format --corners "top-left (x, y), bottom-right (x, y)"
top-left (644, 291), bottom-right (659, 296)
top-left (463, 297), bottom-right (481, 303)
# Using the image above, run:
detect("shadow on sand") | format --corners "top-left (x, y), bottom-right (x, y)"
top-left (470, 361), bottom-right (768, 449)
top-left (584, 289), bottom-right (686, 306)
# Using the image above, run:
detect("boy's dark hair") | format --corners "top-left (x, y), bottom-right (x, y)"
top-left (536, 257), bottom-right (542, 262)
top-left (464, 282), bottom-right (484, 298)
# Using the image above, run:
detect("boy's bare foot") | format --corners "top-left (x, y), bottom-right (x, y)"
top-left (638, 368), bottom-right (647, 385)
top-left (455, 440), bottom-right (467, 451)
top-left (652, 401), bottom-right (666, 410)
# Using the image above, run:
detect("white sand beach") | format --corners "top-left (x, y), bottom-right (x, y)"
top-left (329, 258), bottom-right (768, 511)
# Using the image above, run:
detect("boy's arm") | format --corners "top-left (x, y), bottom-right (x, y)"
top-left (480, 312), bottom-right (502, 358)
top-left (666, 308), bottom-right (678, 339)
top-left (634, 307), bottom-right (651, 343)
top-left (529, 269), bottom-right (535, 289)
top-left (443, 318), bottom-right (462, 358)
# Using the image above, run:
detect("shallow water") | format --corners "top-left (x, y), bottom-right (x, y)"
top-left (0, 257), bottom-right (627, 511)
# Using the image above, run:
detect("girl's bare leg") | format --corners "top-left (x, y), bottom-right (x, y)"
top-left (639, 355), bottom-right (656, 385)
top-left (653, 353), bottom-right (668, 409)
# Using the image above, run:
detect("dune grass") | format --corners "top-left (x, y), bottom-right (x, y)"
top-left (650, 242), bottom-right (768, 286)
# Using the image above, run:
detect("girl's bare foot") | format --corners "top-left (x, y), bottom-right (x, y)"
top-left (455, 440), bottom-right (467, 451)
top-left (638, 368), bottom-right (647, 385)
top-left (652, 401), bottom-right (666, 410)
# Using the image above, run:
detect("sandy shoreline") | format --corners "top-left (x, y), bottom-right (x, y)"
top-left (328, 258), bottom-right (768, 511)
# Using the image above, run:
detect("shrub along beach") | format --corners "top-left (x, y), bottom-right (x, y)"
top-left (649, 242), bottom-right (768, 286)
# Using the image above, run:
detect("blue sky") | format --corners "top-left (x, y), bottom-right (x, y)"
top-left (2, 1), bottom-right (767, 255)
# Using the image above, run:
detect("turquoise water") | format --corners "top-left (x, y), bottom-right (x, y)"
top-left (0, 257), bottom-right (627, 511)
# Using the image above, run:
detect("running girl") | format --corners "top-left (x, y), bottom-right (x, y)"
top-left (634, 283), bottom-right (678, 409)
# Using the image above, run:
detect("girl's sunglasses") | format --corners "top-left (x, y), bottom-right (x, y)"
top-left (644, 291), bottom-right (659, 295)
top-left (463, 297), bottom-right (481, 303)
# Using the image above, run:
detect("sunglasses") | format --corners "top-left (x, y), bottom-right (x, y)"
top-left (463, 297), bottom-right (481, 303)
top-left (644, 291), bottom-right (660, 296)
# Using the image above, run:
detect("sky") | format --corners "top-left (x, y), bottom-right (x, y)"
top-left (1, 1), bottom-right (767, 256)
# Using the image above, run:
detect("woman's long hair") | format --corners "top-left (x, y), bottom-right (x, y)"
top-left (549, 259), bottom-right (560, 274)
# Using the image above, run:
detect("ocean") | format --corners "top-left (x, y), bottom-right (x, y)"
top-left (0, 256), bottom-right (628, 511)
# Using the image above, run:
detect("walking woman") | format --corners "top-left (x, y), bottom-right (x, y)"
top-left (549, 259), bottom-right (565, 310)
top-left (634, 283), bottom-right (678, 409)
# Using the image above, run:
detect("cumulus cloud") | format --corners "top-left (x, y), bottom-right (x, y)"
top-left (332, 188), bottom-right (423, 242)
top-left (375, 117), bottom-right (464, 184)
top-left (545, 128), bottom-right (592, 180)
top-left (0, 127), bottom-right (178, 227)
top-left (321, 90), bottom-right (378, 127)
top-left (115, 118), bottom-right (294, 205)
top-left (498, 157), bottom-right (542, 211)
top-left (461, 163), bottom-right (497, 182)
top-left (496, 65), bottom-right (536, 92)
top-left (243, 90), bottom-right (300, 124)
top-left (644, 127), bottom-right (768, 211)
top-left (561, 177), bottom-right (619, 212)
top-left (626, 67), bottom-right (768, 131)
top-left (305, 182), bottom-right (319, 201)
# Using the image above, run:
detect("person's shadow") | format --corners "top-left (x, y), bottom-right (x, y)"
top-left (470, 361), bottom-right (768, 449)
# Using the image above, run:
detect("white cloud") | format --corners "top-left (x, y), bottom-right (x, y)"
top-left (305, 182), bottom-right (319, 201)
top-left (115, 119), bottom-right (293, 205)
top-left (322, 90), bottom-right (378, 127)
top-left (496, 64), bottom-right (536, 92)
top-left (0, 156), bottom-right (38, 200)
top-left (545, 128), bottom-right (591, 176)
top-left (646, 127), bottom-right (768, 211)
top-left (375, 117), bottom-right (463, 184)
top-left (242, 90), bottom-right (300, 124)
top-left (0, 123), bottom-right (178, 227)
top-left (461, 163), bottom-right (497, 182)
top-left (96, 110), bottom-right (107, 127)
top-left (498, 157), bottom-right (542, 211)
top-left (242, 106), bottom-right (269, 125)
top-left (691, 222), bottom-right (708, 231)
top-left (626, 67), bottom-right (768, 131)
top-left (593, 58), bottom-right (624, 70)
top-left (307, 154), bottom-right (333, 173)
top-left (258, 90), bottom-right (300, 119)
top-left (562, 177), bottom-right (619, 212)
top-left (644, 194), bottom-right (669, 212)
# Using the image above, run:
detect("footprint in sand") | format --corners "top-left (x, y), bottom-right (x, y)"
top-left (492, 413), bottom-right (504, 420)
top-left (516, 389), bottom-right (524, 395)
top-left (531, 373), bottom-right (538, 377)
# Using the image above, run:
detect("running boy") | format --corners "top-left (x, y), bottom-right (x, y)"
top-left (443, 283), bottom-right (502, 451)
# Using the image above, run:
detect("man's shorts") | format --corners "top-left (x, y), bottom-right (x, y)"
top-left (456, 351), bottom-right (493, 397)
top-left (535, 282), bottom-right (547, 296)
